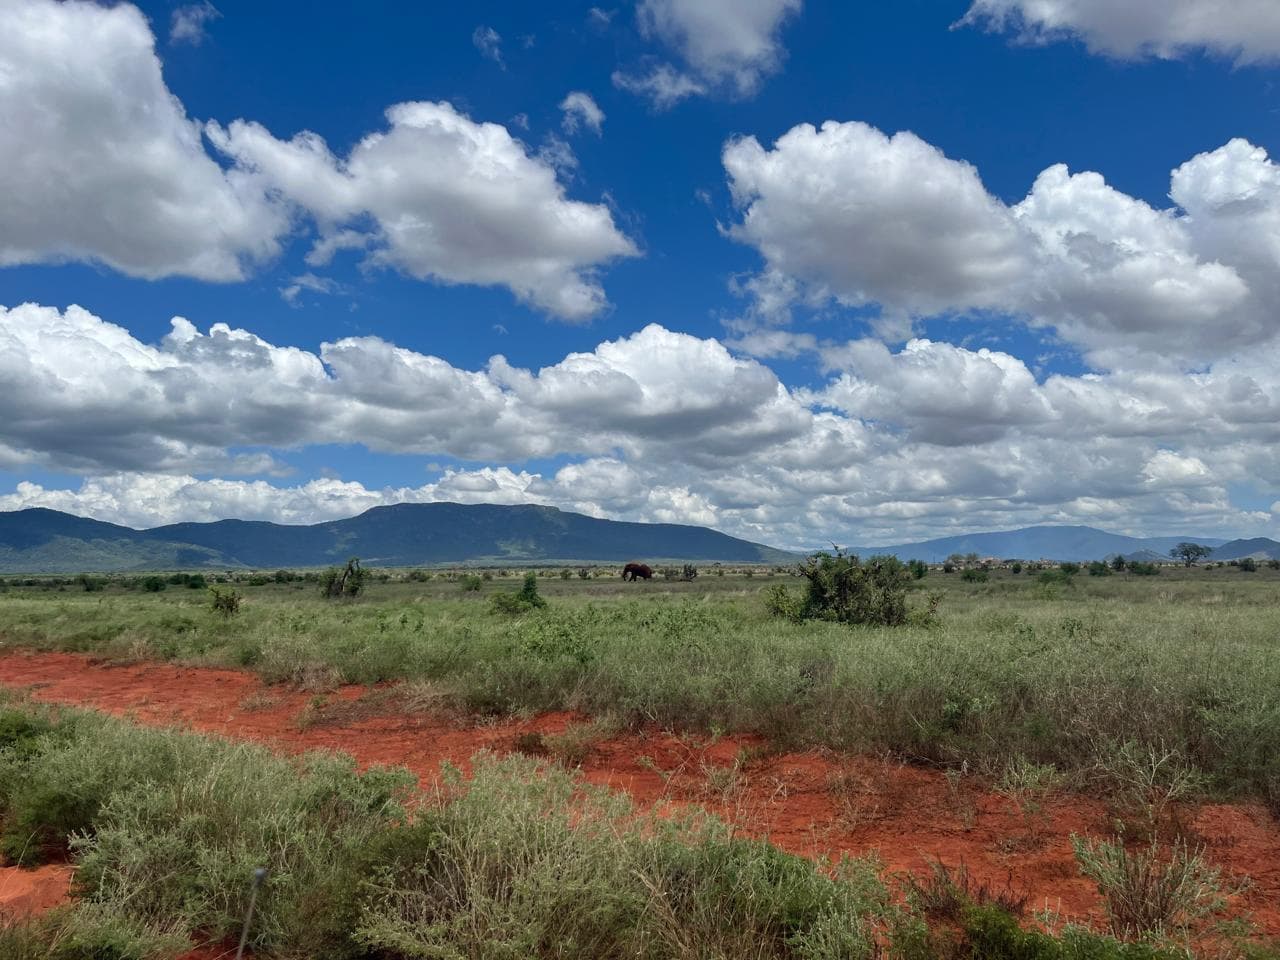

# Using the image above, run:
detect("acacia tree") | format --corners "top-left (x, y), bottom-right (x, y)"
top-left (321, 558), bottom-right (366, 598)
top-left (1169, 543), bottom-right (1213, 567)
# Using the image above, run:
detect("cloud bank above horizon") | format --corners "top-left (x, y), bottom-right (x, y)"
top-left (2, 0), bottom-right (1279, 548)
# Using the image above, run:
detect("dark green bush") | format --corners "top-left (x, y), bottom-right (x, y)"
top-left (492, 572), bottom-right (548, 614)
top-left (208, 587), bottom-right (241, 618)
top-left (1039, 569), bottom-right (1076, 587)
top-left (778, 550), bottom-right (912, 626)
top-left (321, 558), bottom-right (366, 599)
top-left (961, 568), bottom-right (989, 583)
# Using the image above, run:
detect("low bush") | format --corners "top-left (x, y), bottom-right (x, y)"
top-left (320, 558), bottom-right (366, 599)
top-left (208, 586), bottom-right (241, 618)
top-left (773, 550), bottom-right (912, 626)
top-left (1072, 834), bottom-right (1227, 942)
top-left (491, 571), bottom-right (548, 614)
top-left (3, 700), bottom-right (1268, 960)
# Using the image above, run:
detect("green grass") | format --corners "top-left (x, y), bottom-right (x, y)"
top-left (1, 568), bottom-right (1279, 805)
top-left (5, 697), bottom-right (1270, 959)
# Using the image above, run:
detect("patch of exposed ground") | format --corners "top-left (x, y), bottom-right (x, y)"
top-left (1, 650), bottom-right (1276, 940)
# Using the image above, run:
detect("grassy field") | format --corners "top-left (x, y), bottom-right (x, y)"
top-left (0, 694), bottom-right (1249, 959)
top-left (0, 564), bottom-right (1277, 808)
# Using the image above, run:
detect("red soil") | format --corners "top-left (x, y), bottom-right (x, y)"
top-left (1, 650), bottom-right (1277, 943)
top-left (0, 863), bottom-right (74, 919)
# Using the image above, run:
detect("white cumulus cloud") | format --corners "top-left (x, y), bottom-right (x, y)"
top-left (209, 102), bottom-right (637, 320)
top-left (724, 120), bottom-right (1280, 367)
top-left (961, 0), bottom-right (1280, 63)
top-left (4, 302), bottom-right (1280, 545)
top-left (0, 0), bottom-right (287, 281)
top-left (0, 1), bottom-right (634, 320)
top-left (615, 0), bottom-right (801, 107)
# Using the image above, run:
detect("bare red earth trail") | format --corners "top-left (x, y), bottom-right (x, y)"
top-left (1, 650), bottom-right (1277, 940)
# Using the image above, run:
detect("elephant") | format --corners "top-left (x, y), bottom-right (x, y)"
top-left (621, 562), bottom-right (653, 581)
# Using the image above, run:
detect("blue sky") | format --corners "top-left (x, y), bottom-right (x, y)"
top-left (3, 0), bottom-right (1280, 549)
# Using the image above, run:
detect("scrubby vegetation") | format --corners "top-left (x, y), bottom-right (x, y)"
top-left (1, 566), bottom-right (1279, 810)
top-left (3, 698), bottom-right (1266, 959)
top-left (765, 549), bottom-right (917, 625)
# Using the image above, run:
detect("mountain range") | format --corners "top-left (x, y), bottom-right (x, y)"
top-left (848, 525), bottom-right (1280, 564)
top-left (0, 504), bottom-right (793, 573)
top-left (2, 507), bottom-right (1277, 573)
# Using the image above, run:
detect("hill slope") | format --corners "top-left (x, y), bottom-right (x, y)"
top-left (0, 504), bottom-right (793, 573)
top-left (1211, 537), bottom-right (1280, 561)
top-left (847, 525), bottom-right (1226, 564)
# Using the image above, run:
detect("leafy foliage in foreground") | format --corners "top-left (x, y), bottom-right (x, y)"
top-left (4, 700), bottom-right (1254, 960)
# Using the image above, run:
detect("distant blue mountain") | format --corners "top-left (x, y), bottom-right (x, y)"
top-left (0, 504), bottom-right (794, 573)
top-left (845, 525), bottom-right (1227, 564)
top-left (1211, 537), bottom-right (1280, 561)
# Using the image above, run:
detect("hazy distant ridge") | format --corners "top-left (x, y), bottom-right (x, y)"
top-left (845, 525), bottom-right (1242, 564)
top-left (0, 504), bottom-right (793, 573)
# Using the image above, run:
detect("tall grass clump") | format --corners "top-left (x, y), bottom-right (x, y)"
top-left (358, 752), bottom-right (890, 960)
top-left (1072, 835), bottom-right (1228, 944)
top-left (0, 700), bottom-right (414, 957)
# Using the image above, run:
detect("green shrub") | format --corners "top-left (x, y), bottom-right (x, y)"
top-left (781, 550), bottom-right (912, 626)
top-left (1072, 834), bottom-right (1226, 941)
top-left (208, 587), bottom-right (241, 618)
top-left (1039, 569), bottom-right (1076, 587)
top-left (491, 572), bottom-right (548, 614)
top-left (961, 568), bottom-right (988, 583)
top-left (321, 558), bottom-right (366, 599)
top-left (0, 706), bottom-right (60, 764)
top-left (140, 576), bottom-right (165, 593)
top-left (460, 574), bottom-right (484, 592)
top-left (1088, 561), bottom-right (1112, 577)
top-left (0, 906), bottom-right (187, 960)
top-left (908, 559), bottom-right (928, 579)
top-left (356, 754), bottom-right (889, 960)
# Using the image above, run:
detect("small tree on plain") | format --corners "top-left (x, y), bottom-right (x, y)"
top-left (209, 587), bottom-right (241, 617)
top-left (1169, 543), bottom-right (1213, 568)
top-left (768, 548), bottom-right (912, 626)
top-left (321, 558), bottom-right (366, 598)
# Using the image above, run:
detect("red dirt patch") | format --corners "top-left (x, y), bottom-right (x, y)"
top-left (2, 650), bottom-right (1277, 940)
top-left (0, 863), bottom-right (74, 918)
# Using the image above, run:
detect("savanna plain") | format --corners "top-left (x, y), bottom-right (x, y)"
top-left (0, 562), bottom-right (1278, 959)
